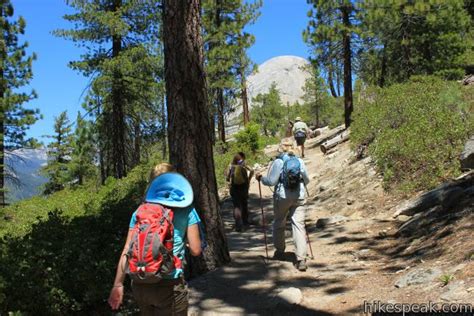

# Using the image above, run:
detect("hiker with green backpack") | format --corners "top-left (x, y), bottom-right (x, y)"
top-left (108, 163), bottom-right (202, 316)
top-left (226, 152), bottom-right (254, 232)
top-left (256, 139), bottom-right (310, 271)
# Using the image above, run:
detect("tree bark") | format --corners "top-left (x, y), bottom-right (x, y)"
top-left (327, 67), bottom-right (338, 98)
top-left (111, 0), bottom-right (127, 179)
top-left (133, 118), bottom-right (141, 166)
top-left (240, 64), bottom-right (250, 125)
top-left (163, 0), bottom-right (230, 275)
top-left (217, 88), bottom-right (226, 143)
top-left (341, 4), bottom-right (353, 128)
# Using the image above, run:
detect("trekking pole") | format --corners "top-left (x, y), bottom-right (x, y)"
top-left (303, 183), bottom-right (315, 260)
top-left (258, 180), bottom-right (269, 260)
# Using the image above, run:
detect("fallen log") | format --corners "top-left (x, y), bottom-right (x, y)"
top-left (320, 130), bottom-right (350, 154)
top-left (311, 126), bottom-right (329, 137)
top-left (309, 125), bottom-right (346, 148)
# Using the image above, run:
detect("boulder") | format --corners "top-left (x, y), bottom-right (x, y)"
top-left (460, 136), bottom-right (474, 171)
top-left (394, 267), bottom-right (442, 288)
top-left (269, 287), bottom-right (303, 307)
top-left (440, 281), bottom-right (470, 302)
top-left (393, 182), bottom-right (470, 218)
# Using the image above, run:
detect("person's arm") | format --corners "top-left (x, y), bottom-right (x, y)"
top-left (300, 159), bottom-right (310, 185)
top-left (187, 224), bottom-right (202, 256)
top-left (245, 163), bottom-right (254, 181)
top-left (108, 229), bottom-right (133, 310)
top-left (261, 159), bottom-right (283, 186)
top-left (225, 164), bottom-right (232, 182)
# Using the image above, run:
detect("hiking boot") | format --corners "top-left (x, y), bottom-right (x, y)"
top-left (296, 260), bottom-right (307, 272)
top-left (273, 251), bottom-right (285, 261)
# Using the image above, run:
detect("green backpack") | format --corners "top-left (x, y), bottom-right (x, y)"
top-left (231, 164), bottom-right (248, 185)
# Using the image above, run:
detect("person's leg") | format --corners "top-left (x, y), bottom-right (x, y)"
top-left (289, 200), bottom-right (308, 262)
top-left (272, 197), bottom-right (291, 254)
top-left (171, 279), bottom-right (189, 316)
top-left (242, 185), bottom-right (250, 225)
top-left (230, 187), bottom-right (243, 231)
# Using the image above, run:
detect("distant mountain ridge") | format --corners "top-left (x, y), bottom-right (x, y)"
top-left (5, 148), bottom-right (48, 203)
top-left (228, 55), bottom-right (311, 125)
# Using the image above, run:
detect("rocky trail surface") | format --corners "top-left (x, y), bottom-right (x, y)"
top-left (189, 128), bottom-right (474, 315)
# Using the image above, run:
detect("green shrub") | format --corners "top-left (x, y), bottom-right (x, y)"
top-left (234, 122), bottom-right (262, 153)
top-left (352, 76), bottom-right (473, 192)
top-left (0, 164), bottom-right (151, 314)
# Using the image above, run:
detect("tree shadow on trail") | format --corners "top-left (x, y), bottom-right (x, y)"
top-left (190, 193), bottom-right (340, 315)
top-left (189, 254), bottom-right (337, 315)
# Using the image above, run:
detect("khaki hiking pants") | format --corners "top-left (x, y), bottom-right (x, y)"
top-left (273, 197), bottom-right (307, 261)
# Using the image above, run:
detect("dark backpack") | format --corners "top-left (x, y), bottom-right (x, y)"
top-left (279, 154), bottom-right (302, 190)
top-left (126, 203), bottom-right (182, 284)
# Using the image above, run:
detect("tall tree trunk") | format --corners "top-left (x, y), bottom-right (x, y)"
top-left (111, 0), bottom-right (127, 179)
top-left (327, 67), bottom-right (338, 98)
top-left (335, 61), bottom-right (342, 97)
top-left (133, 118), bottom-right (141, 166)
top-left (163, 0), bottom-right (230, 275)
top-left (214, 1), bottom-right (226, 143)
top-left (217, 89), bottom-right (226, 143)
top-left (161, 95), bottom-right (167, 159)
top-left (341, 5), bottom-right (353, 128)
top-left (240, 60), bottom-right (250, 125)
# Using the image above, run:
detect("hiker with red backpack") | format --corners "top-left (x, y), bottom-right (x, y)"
top-left (108, 163), bottom-right (202, 315)
top-left (226, 152), bottom-right (254, 232)
top-left (256, 139), bottom-right (310, 271)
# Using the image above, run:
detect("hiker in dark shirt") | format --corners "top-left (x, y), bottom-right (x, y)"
top-left (226, 152), bottom-right (254, 232)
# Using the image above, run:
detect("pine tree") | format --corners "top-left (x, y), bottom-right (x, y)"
top-left (162, 0), bottom-right (230, 275)
top-left (302, 65), bottom-right (330, 128)
top-left (68, 112), bottom-right (96, 186)
top-left (56, 0), bottom-right (163, 181)
top-left (251, 83), bottom-right (285, 136)
top-left (42, 111), bottom-right (73, 194)
top-left (304, 0), bottom-right (360, 128)
top-left (203, 0), bottom-right (261, 141)
top-left (359, 0), bottom-right (471, 85)
top-left (0, 0), bottom-right (40, 205)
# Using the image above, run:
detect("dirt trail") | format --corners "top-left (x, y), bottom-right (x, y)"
top-left (189, 129), bottom-right (474, 316)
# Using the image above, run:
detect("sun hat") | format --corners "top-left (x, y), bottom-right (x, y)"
top-left (278, 138), bottom-right (295, 154)
top-left (295, 117), bottom-right (302, 121)
top-left (145, 172), bottom-right (194, 208)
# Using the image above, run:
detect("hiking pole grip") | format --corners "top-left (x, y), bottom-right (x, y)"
top-left (258, 181), bottom-right (269, 260)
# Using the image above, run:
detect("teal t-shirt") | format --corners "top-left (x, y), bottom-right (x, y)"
top-left (129, 206), bottom-right (201, 279)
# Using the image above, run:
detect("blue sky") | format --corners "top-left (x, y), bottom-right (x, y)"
top-left (12, 0), bottom-right (311, 142)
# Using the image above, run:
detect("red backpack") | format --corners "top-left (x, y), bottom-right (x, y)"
top-left (126, 203), bottom-right (182, 283)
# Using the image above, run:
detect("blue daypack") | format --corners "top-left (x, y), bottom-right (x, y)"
top-left (278, 154), bottom-right (302, 190)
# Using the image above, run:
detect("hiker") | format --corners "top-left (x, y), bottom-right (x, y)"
top-left (256, 139), bottom-right (310, 271)
top-left (292, 117), bottom-right (312, 158)
top-left (108, 163), bottom-right (202, 316)
top-left (226, 152), bottom-right (254, 232)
